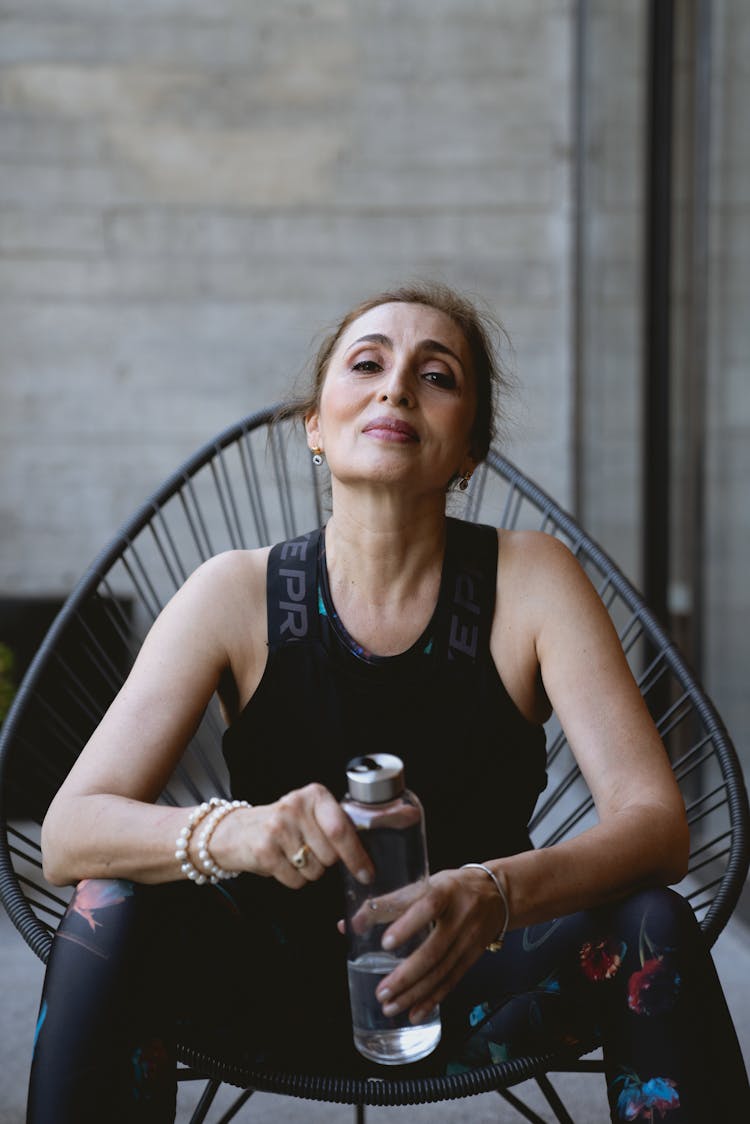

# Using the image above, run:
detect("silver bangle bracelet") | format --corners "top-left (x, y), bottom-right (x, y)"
top-left (461, 862), bottom-right (510, 952)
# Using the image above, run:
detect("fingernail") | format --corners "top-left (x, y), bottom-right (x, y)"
top-left (382, 933), bottom-right (395, 950)
top-left (383, 1002), bottom-right (398, 1017)
top-left (376, 986), bottom-right (391, 1001)
top-left (411, 1008), bottom-right (427, 1023)
top-left (357, 869), bottom-right (372, 885)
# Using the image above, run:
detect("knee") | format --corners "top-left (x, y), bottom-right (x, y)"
top-left (63, 878), bottom-right (138, 926)
top-left (607, 886), bottom-right (700, 951)
top-left (625, 885), bottom-right (696, 923)
top-left (55, 878), bottom-right (163, 965)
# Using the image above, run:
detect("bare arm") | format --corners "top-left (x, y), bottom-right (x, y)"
top-left (41, 549), bottom-right (373, 889)
top-left (487, 530), bottom-right (689, 923)
top-left (371, 531), bottom-right (689, 1021)
top-left (41, 552), bottom-right (251, 885)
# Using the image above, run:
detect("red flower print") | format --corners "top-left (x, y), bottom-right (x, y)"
top-left (580, 935), bottom-right (627, 981)
top-left (628, 955), bottom-right (681, 1016)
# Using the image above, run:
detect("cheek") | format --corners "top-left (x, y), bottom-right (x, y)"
top-left (319, 380), bottom-right (364, 431)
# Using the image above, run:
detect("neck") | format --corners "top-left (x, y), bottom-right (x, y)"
top-left (323, 489), bottom-right (448, 620)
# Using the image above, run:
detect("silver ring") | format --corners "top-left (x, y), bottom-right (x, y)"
top-left (291, 843), bottom-right (311, 870)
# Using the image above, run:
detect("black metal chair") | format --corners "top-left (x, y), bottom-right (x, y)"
top-left (1, 405), bottom-right (747, 1124)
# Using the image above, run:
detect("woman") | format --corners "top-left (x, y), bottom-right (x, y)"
top-left (29, 284), bottom-right (748, 1121)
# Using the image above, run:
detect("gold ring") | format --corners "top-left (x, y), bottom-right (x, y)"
top-left (291, 843), bottom-right (311, 870)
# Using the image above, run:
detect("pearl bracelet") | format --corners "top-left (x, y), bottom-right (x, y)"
top-left (175, 798), bottom-right (224, 884)
top-left (461, 862), bottom-right (510, 952)
top-left (196, 799), bottom-right (250, 883)
top-left (175, 798), bottom-right (249, 885)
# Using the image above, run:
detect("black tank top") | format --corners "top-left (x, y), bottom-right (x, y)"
top-left (221, 518), bottom-right (547, 1018)
top-left (223, 518), bottom-right (547, 864)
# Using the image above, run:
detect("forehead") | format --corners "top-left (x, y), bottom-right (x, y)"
top-left (336, 302), bottom-right (469, 361)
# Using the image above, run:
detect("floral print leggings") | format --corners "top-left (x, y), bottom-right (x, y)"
top-left (27, 880), bottom-right (749, 1122)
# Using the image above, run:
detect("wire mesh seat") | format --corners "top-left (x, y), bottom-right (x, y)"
top-left (1, 405), bottom-right (748, 1123)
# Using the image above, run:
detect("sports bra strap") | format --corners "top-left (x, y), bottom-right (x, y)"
top-left (266, 519), bottom-right (498, 663)
top-left (266, 528), bottom-right (321, 652)
top-left (441, 518), bottom-right (498, 665)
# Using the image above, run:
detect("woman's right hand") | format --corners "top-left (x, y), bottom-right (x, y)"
top-left (215, 783), bottom-right (374, 890)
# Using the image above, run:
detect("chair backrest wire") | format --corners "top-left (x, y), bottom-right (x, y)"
top-left (1, 406), bottom-right (747, 980)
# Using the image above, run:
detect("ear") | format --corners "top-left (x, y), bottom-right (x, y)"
top-left (305, 411), bottom-right (321, 452)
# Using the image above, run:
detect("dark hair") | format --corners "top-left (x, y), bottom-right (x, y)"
top-left (277, 281), bottom-right (513, 463)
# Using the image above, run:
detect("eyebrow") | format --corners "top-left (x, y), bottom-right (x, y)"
top-left (346, 333), bottom-right (464, 370)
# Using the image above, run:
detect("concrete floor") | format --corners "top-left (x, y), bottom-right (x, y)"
top-left (2, 904), bottom-right (747, 1124)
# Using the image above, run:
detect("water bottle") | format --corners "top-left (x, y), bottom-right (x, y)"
top-left (340, 753), bottom-right (441, 1065)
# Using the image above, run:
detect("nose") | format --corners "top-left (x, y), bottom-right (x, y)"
top-left (379, 363), bottom-right (414, 408)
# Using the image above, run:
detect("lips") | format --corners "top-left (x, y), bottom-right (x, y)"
top-left (362, 416), bottom-right (419, 442)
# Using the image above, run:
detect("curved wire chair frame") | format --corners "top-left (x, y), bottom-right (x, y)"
top-left (1, 405), bottom-right (748, 1113)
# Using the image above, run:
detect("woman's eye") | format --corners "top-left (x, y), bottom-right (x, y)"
top-left (423, 370), bottom-right (457, 389)
top-left (352, 359), bottom-right (381, 373)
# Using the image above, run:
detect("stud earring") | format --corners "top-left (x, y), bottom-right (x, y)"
top-left (312, 447), bottom-right (324, 466)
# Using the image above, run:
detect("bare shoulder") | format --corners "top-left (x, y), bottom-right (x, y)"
top-left (497, 525), bottom-right (631, 688)
top-left (182, 546), bottom-right (270, 604)
top-left (496, 529), bottom-right (593, 609)
top-left (497, 527), bottom-right (581, 567)
top-left (495, 527), bottom-right (616, 663)
top-left (489, 531), bottom-right (597, 721)
top-left (146, 546), bottom-right (271, 660)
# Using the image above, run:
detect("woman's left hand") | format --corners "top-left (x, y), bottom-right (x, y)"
top-left (371, 865), bottom-right (507, 1024)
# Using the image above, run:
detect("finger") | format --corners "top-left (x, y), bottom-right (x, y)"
top-left (254, 801), bottom-right (315, 877)
top-left (378, 939), bottom-right (454, 1015)
top-left (294, 813), bottom-right (343, 873)
top-left (373, 881), bottom-right (427, 922)
top-left (377, 902), bottom-right (487, 1010)
top-left (349, 880), bottom-right (426, 935)
top-left (268, 856), bottom-right (308, 890)
top-left (381, 886), bottom-right (441, 951)
top-left (278, 783), bottom-right (365, 876)
top-left (271, 787), bottom-right (348, 883)
top-left (286, 840), bottom-right (326, 883)
top-left (377, 920), bottom-right (456, 1001)
top-left (405, 948), bottom-right (482, 1024)
top-left (380, 870), bottom-right (485, 950)
top-left (280, 812), bottom-right (359, 887)
top-left (240, 808), bottom-right (305, 887)
top-left (311, 788), bottom-right (374, 884)
top-left (381, 938), bottom-right (482, 1021)
top-left (348, 898), bottom-right (382, 937)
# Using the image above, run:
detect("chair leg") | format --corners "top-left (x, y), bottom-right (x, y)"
top-left (497, 1087), bottom-right (550, 1124)
top-left (355, 1103), bottom-right (366, 1124)
top-left (535, 1073), bottom-right (576, 1124)
top-left (215, 1089), bottom-right (256, 1123)
top-left (188, 1079), bottom-right (221, 1124)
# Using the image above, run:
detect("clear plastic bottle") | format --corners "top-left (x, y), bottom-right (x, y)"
top-left (340, 753), bottom-right (441, 1065)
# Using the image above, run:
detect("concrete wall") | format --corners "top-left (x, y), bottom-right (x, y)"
top-left (1, 0), bottom-right (747, 792)
top-left (0, 0), bottom-right (573, 597)
top-left (577, 1), bottom-right (646, 585)
top-left (705, 0), bottom-right (750, 782)
top-left (577, 0), bottom-right (750, 792)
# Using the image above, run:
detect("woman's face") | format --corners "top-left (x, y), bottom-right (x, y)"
top-left (305, 302), bottom-right (477, 493)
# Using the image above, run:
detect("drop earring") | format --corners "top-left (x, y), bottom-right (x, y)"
top-left (458, 468), bottom-right (473, 491)
top-left (312, 447), bottom-right (324, 466)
